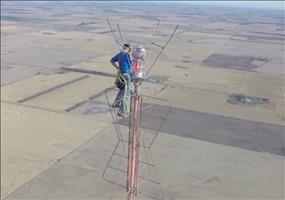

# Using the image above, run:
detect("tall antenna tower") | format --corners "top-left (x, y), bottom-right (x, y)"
top-left (104, 18), bottom-right (179, 200)
top-left (127, 45), bottom-right (146, 199)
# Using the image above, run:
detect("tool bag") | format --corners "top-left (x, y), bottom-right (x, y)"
top-left (115, 72), bottom-right (126, 90)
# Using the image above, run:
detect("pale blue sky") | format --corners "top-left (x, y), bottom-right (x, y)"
top-left (177, 1), bottom-right (285, 10)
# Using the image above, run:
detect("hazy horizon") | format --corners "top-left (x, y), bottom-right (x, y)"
top-left (1, 1), bottom-right (284, 11)
top-left (168, 1), bottom-right (284, 11)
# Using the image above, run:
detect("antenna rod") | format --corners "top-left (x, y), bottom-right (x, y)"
top-left (117, 23), bottom-right (124, 45)
top-left (153, 18), bottom-right (160, 40)
top-left (106, 18), bottom-right (122, 50)
top-left (146, 25), bottom-right (179, 76)
top-left (151, 42), bottom-right (164, 49)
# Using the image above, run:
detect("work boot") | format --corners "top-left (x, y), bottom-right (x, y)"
top-left (117, 112), bottom-right (128, 118)
top-left (111, 103), bottom-right (120, 108)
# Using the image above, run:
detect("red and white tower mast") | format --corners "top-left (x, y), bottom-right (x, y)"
top-left (127, 45), bottom-right (146, 200)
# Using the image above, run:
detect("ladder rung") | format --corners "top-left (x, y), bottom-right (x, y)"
top-left (107, 166), bottom-right (161, 185)
top-left (113, 152), bottom-right (155, 167)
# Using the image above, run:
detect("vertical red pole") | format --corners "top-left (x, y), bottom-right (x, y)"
top-left (127, 84), bottom-right (141, 200)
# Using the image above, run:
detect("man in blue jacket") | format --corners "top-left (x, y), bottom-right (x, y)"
top-left (110, 43), bottom-right (133, 117)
